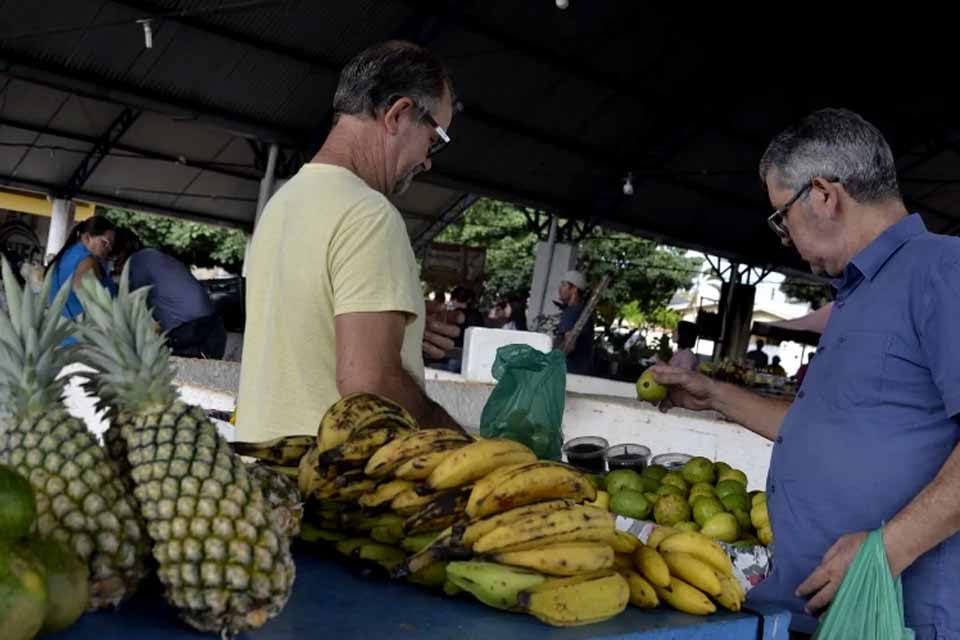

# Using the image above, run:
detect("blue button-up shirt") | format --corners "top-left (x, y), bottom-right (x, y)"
top-left (747, 215), bottom-right (960, 638)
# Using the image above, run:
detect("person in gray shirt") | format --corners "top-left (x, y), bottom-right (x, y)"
top-left (111, 228), bottom-right (226, 359)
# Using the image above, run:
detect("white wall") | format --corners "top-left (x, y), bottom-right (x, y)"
top-left (63, 362), bottom-right (774, 492)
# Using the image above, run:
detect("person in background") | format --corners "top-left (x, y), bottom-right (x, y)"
top-left (768, 355), bottom-right (787, 376)
top-left (554, 269), bottom-right (594, 375)
top-left (746, 339), bottom-right (769, 368)
top-left (46, 216), bottom-right (116, 322)
top-left (450, 286), bottom-right (485, 346)
top-left (668, 320), bottom-right (699, 371)
top-left (111, 228), bottom-right (226, 359)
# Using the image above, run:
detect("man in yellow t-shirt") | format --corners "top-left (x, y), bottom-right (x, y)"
top-left (237, 41), bottom-right (462, 440)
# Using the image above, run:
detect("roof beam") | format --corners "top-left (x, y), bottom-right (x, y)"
top-left (0, 48), bottom-right (305, 145)
top-left (412, 193), bottom-right (480, 254)
top-left (0, 115), bottom-right (261, 182)
top-left (63, 107), bottom-right (141, 198)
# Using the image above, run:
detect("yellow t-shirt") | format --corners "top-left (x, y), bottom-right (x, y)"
top-left (236, 164), bottom-right (425, 441)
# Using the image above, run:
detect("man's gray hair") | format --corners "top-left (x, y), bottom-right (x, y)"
top-left (759, 108), bottom-right (901, 204)
top-left (333, 40), bottom-right (454, 124)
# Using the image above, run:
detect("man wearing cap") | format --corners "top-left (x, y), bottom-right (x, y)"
top-left (555, 269), bottom-right (594, 375)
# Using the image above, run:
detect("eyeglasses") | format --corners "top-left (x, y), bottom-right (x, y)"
top-left (767, 177), bottom-right (842, 246)
top-left (767, 182), bottom-right (813, 246)
top-left (415, 104), bottom-right (451, 157)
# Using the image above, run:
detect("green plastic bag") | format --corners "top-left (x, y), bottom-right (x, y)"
top-left (812, 528), bottom-right (914, 640)
top-left (479, 344), bottom-right (566, 460)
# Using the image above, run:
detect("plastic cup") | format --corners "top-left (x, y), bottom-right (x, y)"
top-left (605, 443), bottom-right (652, 473)
top-left (562, 436), bottom-right (609, 473)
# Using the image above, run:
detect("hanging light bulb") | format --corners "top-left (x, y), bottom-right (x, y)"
top-left (622, 172), bottom-right (634, 196)
top-left (556, 0), bottom-right (569, 9)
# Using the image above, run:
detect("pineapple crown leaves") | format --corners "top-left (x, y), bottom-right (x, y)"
top-left (73, 265), bottom-right (178, 411)
top-left (0, 256), bottom-right (75, 418)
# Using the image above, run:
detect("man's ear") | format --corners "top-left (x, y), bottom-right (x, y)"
top-left (382, 97), bottom-right (416, 136)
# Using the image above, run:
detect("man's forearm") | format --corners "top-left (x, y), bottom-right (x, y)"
top-left (710, 381), bottom-right (791, 441)
top-left (339, 367), bottom-right (464, 432)
top-left (882, 440), bottom-right (960, 577)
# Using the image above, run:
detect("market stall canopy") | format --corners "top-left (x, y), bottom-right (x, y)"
top-left (752, 303), bottom-right (833, 347)
top-left (2, 2), bottom-right (959, 272)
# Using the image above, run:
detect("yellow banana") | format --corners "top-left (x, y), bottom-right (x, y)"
top-left (259, 463), bottom-right (299, 479)
top-left (611, 530), bottom-right (639, 554)
top-left (231, 434), bottom-right (316, 466)
top-left (491, 542), bottom-right (614, 576)
top-left (654, 577), bottom-right (717, 615)
top-left (317, 392), bottom-right (416, 453)
top-left (466, 462), bottom-right (597, 519)
top-left (461, 462), bottom-right (538, 513)
top-left (391, 486), bottom-right (442, 516)
top-left (633, 545), bottom-right (670, 587)
top-left (620, 569), bottom-right (659, 608)
top-left (403, 486), bottom-right (472, 534)
top-left (426, 438), bottom-right (538, 489)
top-left (318, 420), bottom-right (413, 466)
top-left (310, 469), bottom-right (376, 502)
top-left (712, 571), bottom-right (745, 612)
top-left (357, 479), bottom-right (416, 510)
top-left (634, 544), bottom-right (670, 588)
top-left (658, 531), bottom-right (733, 576)
top-left (297, 444), bottom-right (323, 495)
top-left (364, 428), bottom-right (470, 478)
top-left (646, 526), bottom-right (679, 550)
top-left (523, 570), bottom-right (616, 593)
top-left (394, 442), bottom-right (466, 480)
top-left (473, 506), bottom-right (614, 554)
top-left (662, 551), bottom-right (722, 596)
top-left (613, 553), bottom-right (634, 572)
top-left (518, 572), bottom-right (629, 626)
top-left (458, 499), bottom-right (575, 548)
top-left (586, 490), bottom-right (611, 511)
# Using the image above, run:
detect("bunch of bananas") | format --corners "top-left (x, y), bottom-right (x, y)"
top-left (233, 393), bottom-right (743, 627)
top-left (618, 527), bottom-right (746, 615)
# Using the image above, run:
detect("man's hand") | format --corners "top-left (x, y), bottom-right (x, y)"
top-left (795, 531), bottom-right (871, 614)
top-left (422, 300), bottom-right (465, 360)
top-left (649, 364), bottom-right (717, 412)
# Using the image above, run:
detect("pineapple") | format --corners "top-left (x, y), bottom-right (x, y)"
top-left (0, 259), bottom-right (150, 609)
top-left (247, 464), bottom-right (303, 538)
top-left (74, 269), bottom-right (295, 636)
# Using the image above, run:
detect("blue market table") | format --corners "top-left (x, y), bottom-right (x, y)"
top-left (51, 544), bottom-right (790, 640)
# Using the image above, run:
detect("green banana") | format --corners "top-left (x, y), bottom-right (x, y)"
top-left (446, 561), bottom-right (546, 610)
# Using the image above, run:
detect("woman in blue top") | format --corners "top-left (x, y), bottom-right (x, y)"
top-left (47, 216), bottom-right (116, 320)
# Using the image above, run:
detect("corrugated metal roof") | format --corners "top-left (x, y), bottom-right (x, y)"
top-left (0, 1), bottom-right (958, 269)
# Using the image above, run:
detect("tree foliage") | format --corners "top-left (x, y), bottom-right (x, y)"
top-left (101, 208), bottom-right (247, 273)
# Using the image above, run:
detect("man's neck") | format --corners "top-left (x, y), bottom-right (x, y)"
top-left (840, 199), bottom-right (910, 268)
top-left (311, 118), bottom-right (388, 194)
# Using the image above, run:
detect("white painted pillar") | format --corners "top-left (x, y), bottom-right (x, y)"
top-left (45, 198), bottom-right (75, 263)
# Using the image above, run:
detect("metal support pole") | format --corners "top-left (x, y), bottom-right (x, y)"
top-left (715, 261), bottom-right (740, 361)
top-left (254, 143), bottom-right (279, 226)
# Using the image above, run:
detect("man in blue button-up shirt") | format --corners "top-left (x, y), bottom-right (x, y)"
top-left (652, 108), bottom-right (960, 639)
